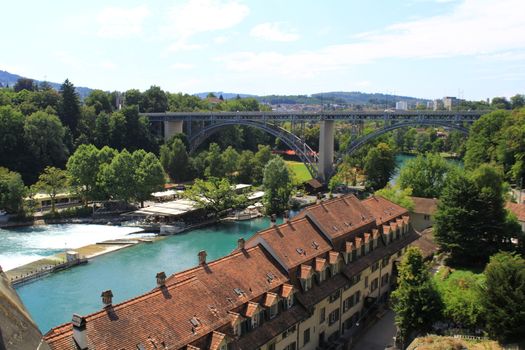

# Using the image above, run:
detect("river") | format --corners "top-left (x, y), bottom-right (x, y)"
top-left (9, 218), bottom-right (278, 332)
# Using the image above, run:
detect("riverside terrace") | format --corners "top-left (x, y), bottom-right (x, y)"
top-left (43, 194), bottom-right (419, 350)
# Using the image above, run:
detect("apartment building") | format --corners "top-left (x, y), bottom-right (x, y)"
top-left (43, 194), bottom-right (419, 350)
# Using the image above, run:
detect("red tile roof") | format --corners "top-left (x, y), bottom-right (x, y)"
top-left (362, 195), bottom-right (409, 225)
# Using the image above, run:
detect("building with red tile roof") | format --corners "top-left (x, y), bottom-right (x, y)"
top-left (44, 194), bottom-right (418, 350)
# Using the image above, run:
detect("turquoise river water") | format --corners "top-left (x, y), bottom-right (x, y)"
top-left (7, 218), bottom-right (278, 332)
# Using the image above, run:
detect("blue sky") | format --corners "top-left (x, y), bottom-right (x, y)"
top-left (1, 0), bottom-right (524, 99)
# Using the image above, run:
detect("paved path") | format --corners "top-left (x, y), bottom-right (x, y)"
top-left (353, 309), bottom-right (397, 350)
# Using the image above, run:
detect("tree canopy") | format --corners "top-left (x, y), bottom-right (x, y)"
top-left (184, 177), bottom-right (246, 216)
top-left (364, 142), bottom-right (396, 191)
top-left (0, 167), bottom-right (26, 214)
top-left (263, 156), bottom-right (293, 215)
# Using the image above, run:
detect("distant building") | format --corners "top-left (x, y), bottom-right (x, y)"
top-left (410, 197), bottom-right (438, 231)
top-left (433, 99), bottom-right (444, 111)
top-left (395, 101), bottom-right (408, 110)
top-left (426, 101), bottom-right (434, 109)
top-left (442, 96), bottom-right (462, 111)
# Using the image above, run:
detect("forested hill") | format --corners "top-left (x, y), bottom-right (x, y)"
top-left (0, 70), bottom-right (93, 98)
top-left (257, 91), bottom-right (431, 105)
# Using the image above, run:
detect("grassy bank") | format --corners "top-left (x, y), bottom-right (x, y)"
top-left (286, 161), bottom-right (313, 184)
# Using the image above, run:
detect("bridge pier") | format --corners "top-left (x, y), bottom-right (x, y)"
top-left (163, 120), bottom-right (184, 142)
top-left (318, 120), bottom-right (335, 183)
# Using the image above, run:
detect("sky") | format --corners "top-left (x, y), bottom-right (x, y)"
top-left (1, 0), bottom-right (524, 100)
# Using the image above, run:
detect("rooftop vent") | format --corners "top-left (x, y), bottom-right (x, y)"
top-left (270, 214), bottom-right (277, 226)
top-left (156, 271), bottom-right (166, 287)
top-left (198, 250), bottom-right (207, 265)
top-left (72, 314), bottom-right (88, 350)
top-left (101, 290), bottom-right (113, 307)
top-left (312, 241), bottom-right (320, 250)
top-left (234, 287), bottom-right (245, 296)
top-left (332, 225), bottom-right (339, 231)
top-left (296, 248), bottom-right (305, 255)
top-left (190, 317), bottom-right (200, 328)
top-left (237, 238), bottom-right (245, 250)
top-left (136, 345), bottom-right (146, 350)
top-left (266, 272), bottom-right (275, 283)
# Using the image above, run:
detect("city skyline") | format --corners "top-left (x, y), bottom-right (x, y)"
top-left (1, 0), bottom-right (524, 100)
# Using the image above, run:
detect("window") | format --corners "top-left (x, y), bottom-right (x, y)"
top-left (371, 278), bottom-right (379, 292)
top-left (220, 344), bottom-right (227, 350)
top-left (424, 214), bottom-right (430, 220)
top-left (268, 343), bottom-right (276, 350)
top-left (331, 263), bottom-right (339, 275)
top-left (303, 277), bottom-right (312, 291)
top-left (328, 308), bottom-right (340, 325)
top-left (286, 295), bottom-right (294, 309)
top-left (269, 303), bottom-right (278, 319)
top-left (343, 291), bottom-right (361, 313)
top-left (329, 289), bottom-right (340, 303)
top-left (319, 307), bottom-right (326, 324)
top-left (397, 250), bottom-right (402, 257)
top-left (381, 273), bottom-right (389, 287)
top-left (282, 325), bottom-right (296, 339)
top-left (364, 276), bottom-right (369, 288)
top-left (252, 313), bottom-right (259, 328)
top-left (382, 256), bottom-right (390, 268)
top-left (303, 328), bottom-right (310, 344)
top-left (283, 342), bottom-right (296, 350)
top-left (371, 261), bottom-right (379, 272)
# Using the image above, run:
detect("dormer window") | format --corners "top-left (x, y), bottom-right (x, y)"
top-left (286, 294), bottom-right (294, 308)
top-left (252, 312), bottom-right (260, 328)
top-left (318, 268), bottom-right (326, 283)
top-left (304, 277), bottom-right (312, 291)
top-left (269, 303), bottom-right (278, 319)
top-left (331, 263), bottom-right (339, 275)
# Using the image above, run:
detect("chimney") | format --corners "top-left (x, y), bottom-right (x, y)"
top-left (156, 271), bottom-right (166, 287)
top-left (101, 290), bottom-right (113, 307)
top-left (270, 214), bottom-right (277, 227)
top-left (237, 238), bottom-right (245, 250)
top-left (198, 250), bottom-right (207, 265)
top-left (72, 314), bottom-right (88, 350)
top-left (284, 210), bottom-right (289, 223)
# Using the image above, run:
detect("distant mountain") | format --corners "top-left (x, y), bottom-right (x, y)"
top-left (0, 70), bottom-right (93, 99)
top-left (194, 91), bottom-right (257, 100)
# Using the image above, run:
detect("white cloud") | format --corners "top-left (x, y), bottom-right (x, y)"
top-left (250, 22), bottom-right (300, 42)
top-left (217, 0), bottom-right (525, 77)
top-left (214, 36), bottom-right (229, 44)
top-left (170, 63), bottom-right (194, 70)
top-left (168, 40), bottom-right (203, 52)
top-left (97, 5), bottom-right (150, 38)
top-left (162, 0), bottom-right (249, 48)
top-left (100, 61), bottom-right (117, 70)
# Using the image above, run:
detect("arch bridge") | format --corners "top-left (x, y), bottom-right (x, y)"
top-left (144, 111), bottom-right (486, 182)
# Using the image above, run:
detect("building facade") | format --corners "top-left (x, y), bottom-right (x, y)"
top-left (44, 195), bottom-right (419, 350)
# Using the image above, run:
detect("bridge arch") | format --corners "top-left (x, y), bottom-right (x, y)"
top-left (189, 120), bottom-right (319, 178)
top-left (345, 120), bottom-right (469, 155)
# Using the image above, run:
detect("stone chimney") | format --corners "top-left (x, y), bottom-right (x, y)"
top-left (198, 250), bottom-right (207, 265)
top-left (270, 214), bottom-right (277, 227)
top-left (72, 314), bottom-right (88, 350)
top-left (284, 210), bottom-right (290, 223)
top-left (237, 238), bottom-right (245, 250)
top-left (101, 290), bottom-right (113, 307)
top-left (156, 271), bottom-right (166, 287)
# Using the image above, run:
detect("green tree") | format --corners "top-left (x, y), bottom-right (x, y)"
top-left (205, 143), bottom-right (224, 178)
top-left (391, 247), bottom-right (442, 346)
top-left (375, 184), bottom-right (414, 211)
top-left (35, 166), bottom-right (68, 213)
top-left (141, 85), bottom-right (168, 112)
top-left (75, 105), bottom-right (97, 146)
top-left (364, 142), bottom-right (396, 191)
top-left (133, 150), bottom-right (165, 207)
top-left (236, 150), bottom-right (256, 184)
top-left (85, 89), bottom-right (113, 114)
top-left (398, 153), bottom-right (454, 198)
top-left (94, 113), bottom-right (111, 147)
top-left (464, 110), bottom-right (508, 170)
top-left (108, 111), bottom-right (127, 149)
top-left (510, 94), bottom-right (525, 109)
top-left (66, 144), bottom-right (102, 205)
top-left (221, 146), bottom-right (240, 181)
top-left (263, 157), bottom-right (293, 215)
top-left (328, 163), bottom-right (358, 191)
top-left (124, 89), bottom-right (142, 107)
top-left (480, 252), bottom-right (525, 342)
top-left (160, 138), bottom-right (191, 182)
top-left (434, 166), bottom-right (520, 264)
top-left (253, 144), bottom-right (273, 184)
top-left (0, 167), bottom-right (26, 214)
top-left (13, 78), bottom-right (36, 92)
top-left (184, 177), bottom-right (245, 217)
top-left (58, 79), bottom-right (81, 133)
top-left (0, 106), bottom-right (26, 173)
top-left (24, 111), bottom-right (68, 172)
top-left (99, 150), bottom-right (135, 203)
top-left (491, 97), bottom-right (511, 110)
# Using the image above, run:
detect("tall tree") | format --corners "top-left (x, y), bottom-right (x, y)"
top-left (35, 166), bottom-right (68, 213)
top-left (124, 89), bottom-right (142, 107)
top-left (58, 79), bottom-right (81, 133)
top-left (0, 167), bottom-right (26, 214)
top-left (236, 150), bottom-right (256, 184)
top-left (13, 78), bottom-right (36, 92)
top-left (99, 150), bottom-right (135, 203)
top-left (510, 94), bottom-right (525, 109)
top-left (263, 156), bottom-right (293, 215)
top-left (221, 146), bottom-right (240, 181)
top-left (398, 153), bottom-right (454, 198)
top-left (133, 150), bottom-right (165, 207)
top-left (0, 106), bottom-right (26, 173)
top-left (364, 142), bottom-right (396, 191)
top-left (66, 144), bottom-right (102, 205)
top-left (480, 252), bottom-right (525, 342)
top-left (160, 138), bottom-right (191, 182)
top-left (253, 144), bottom-right (273, 184)
top-left (141, 85), bottom-right (168, 112)
top-left (85, 89), bottom-right (113, 114)
top-left (94, 113), bottom-right (111, 148)
top-left (24, 111), bottom-right (68, 173)
top-left (205, 143), bottom-right (224, 179)
top-left (391, 247), bottom-right (442, 346)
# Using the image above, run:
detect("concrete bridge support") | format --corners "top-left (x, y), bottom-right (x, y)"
top-left (163, 120), bottom-right (184, 141)
top-left (318, 120), bottom-right (335, 182)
